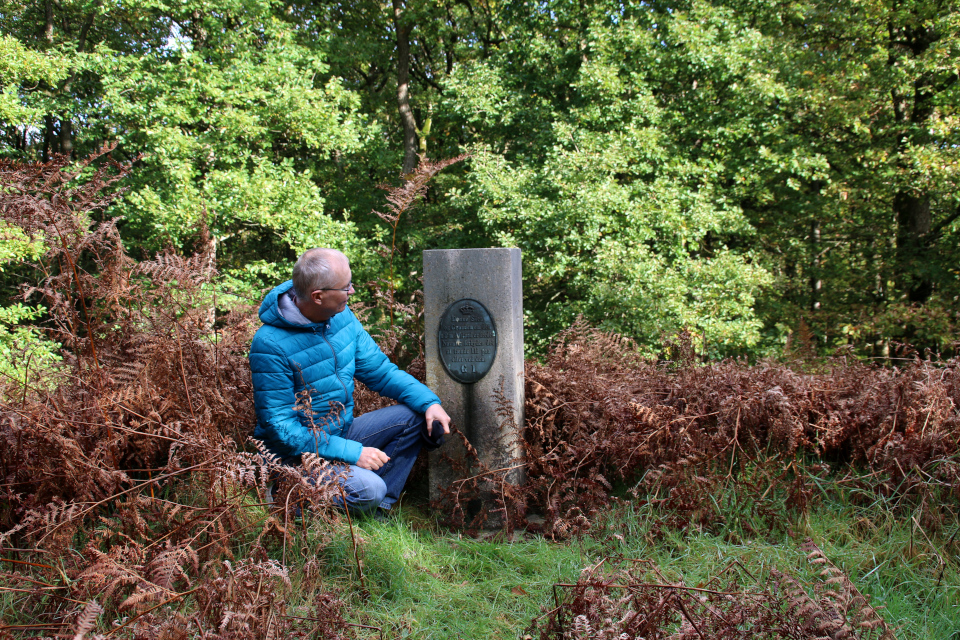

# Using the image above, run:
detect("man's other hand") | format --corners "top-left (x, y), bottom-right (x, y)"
top-left (357, 447), bottom-right (390, 471)
top-left (425, 403), bottom-right (452, 436)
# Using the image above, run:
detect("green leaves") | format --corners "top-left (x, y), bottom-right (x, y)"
top-left (2, 0), bottom-right (957, 356)
top-left (0, 223), bottom-right (59, 390)
top-left (91, 16), bottom-right (365, 252)
top-left (450, 7), bottom-right (773, 355)
top-left (0, 35), bottom-right (68, 126)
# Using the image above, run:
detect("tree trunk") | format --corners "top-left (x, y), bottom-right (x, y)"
top-left (392, 0), bottom-right (418, 175)
top-left (56, 4), bottom-right (98, 160)
top-left (42, 1), bottom-right (56, 162)
top-left (42, 114), bottom-right (54, 161)
top-left (44, 0), bottom-right (54, 43)
top-left (418, 104), bottom-right (432, 156)
top-left (889, 17), bottom-right (939, 303)
top-left (809, 220), bottom-right (822, 312)
top-left (59, 118), bottom-right (73, 158)
top-left (894, 191), bottom-right (932, 302)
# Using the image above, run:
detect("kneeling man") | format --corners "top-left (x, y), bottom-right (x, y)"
top-left (250, 248), bottom-right (451, 515)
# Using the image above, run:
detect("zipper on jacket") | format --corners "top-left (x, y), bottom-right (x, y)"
top-left (319, 325), bottom-right (349, 403)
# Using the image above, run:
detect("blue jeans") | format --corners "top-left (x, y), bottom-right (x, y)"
top-left (335, 404), bottom-right (442, 515)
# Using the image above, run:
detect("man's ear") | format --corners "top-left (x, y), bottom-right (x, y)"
top-left (309, 289), bottom-right (325, 305)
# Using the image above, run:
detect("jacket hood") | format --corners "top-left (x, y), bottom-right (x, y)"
top-left (258, 280), bottom-right (326, 330)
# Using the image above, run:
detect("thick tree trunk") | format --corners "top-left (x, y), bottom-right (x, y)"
top-left (894, 192), bottom-right (932, 302)
top-left (42, 114), bottom-right (54, 161)
top-left (889, 18), bottom-right (939, 303)
top-left (44, 0), bottom-right (54, 43)
top-left (59, 118), bottom-right (73, 158)
top-left (392, 0), bottom-right (418, 175)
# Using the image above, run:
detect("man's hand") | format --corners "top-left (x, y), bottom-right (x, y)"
top-left (357, 446), bottom-right (390, 471)
top-left (425, 403), bottom-right (452, 436)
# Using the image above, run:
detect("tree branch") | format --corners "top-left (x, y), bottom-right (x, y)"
top-left (929, 203), bottom-right (960, 240)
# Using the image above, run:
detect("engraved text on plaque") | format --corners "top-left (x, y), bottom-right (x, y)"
top-left (438, 298), bottom-right (497, 384)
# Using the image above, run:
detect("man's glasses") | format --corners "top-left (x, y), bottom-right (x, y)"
top-left (316, 281), bottom-right (354, 293)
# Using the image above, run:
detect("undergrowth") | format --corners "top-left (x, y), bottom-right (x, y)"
top-left (0, 151), bottom-right (957, 638)
top-left (436, 323), bottom-right (959, 542)
top-left (0, 150), bottom-right (359, 638)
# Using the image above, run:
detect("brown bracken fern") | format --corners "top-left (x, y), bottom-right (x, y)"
top-left (527, 550), bottom-right (897, 639)
top-left (0, 150), bottom-right (356, 638)
top-left (371, 153), bottom-right (468, 329)
top-left (434, 319), bottom-right (959, 539)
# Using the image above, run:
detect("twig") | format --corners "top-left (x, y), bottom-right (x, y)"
top-left (452, 463), bottom-right (528, 485)
top-left (0, 573), bottom-right (61, 588)
top-left (173, 321), bottom-right (197, 423)
top-left (192, 512), bottom-right (274, 555)
top-left (674, 592), bottom-right (706, 639)
top-left (0, 623), bottom-right (69, 631)
top-left (911, 515), bottom-right (946, 583)
top-left (20, 352), bottom-right (32, 404)
top-left (49, 216), bottom-right (102, 371)
top-left (0, 587), bottom-right (87, 605)
top-left (140, 494), bottom-right (268, 555)
top-left (36, 458), bottom-right (218, 544)
top-left (337, 484), bottom-right (368, 598)
top-left (283, 616), bottom-right (384, 640)
top-left (940, 526), bottom-right (960, 587)
top-left (0, 557), bottom-right (54, 570)
top-left (726, 405), bottom-right (742, 479)
top-left (283, 487), bottom-right (294, 566)
top-left (552, 582), bottom-right (767, 597)
top-left (101, 422), bottom-right (184, 442)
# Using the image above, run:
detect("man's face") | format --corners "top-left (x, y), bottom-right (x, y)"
top-left (311, 260), bottom-right (354, 321)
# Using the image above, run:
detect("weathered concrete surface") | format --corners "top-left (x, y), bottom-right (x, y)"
top-left (423, 248), bottom-right (524, 512)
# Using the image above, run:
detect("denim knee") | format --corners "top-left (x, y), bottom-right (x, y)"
top-left (343, 467), bottom-right (387, 513)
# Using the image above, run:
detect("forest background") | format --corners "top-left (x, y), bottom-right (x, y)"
top-left (1, 0), bottom-right (959, 365)
top-left (2, 2), bottom-right (960, 637)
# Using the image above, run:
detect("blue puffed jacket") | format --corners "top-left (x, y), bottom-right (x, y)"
top-left (250, 281), bottom-right (441, 464)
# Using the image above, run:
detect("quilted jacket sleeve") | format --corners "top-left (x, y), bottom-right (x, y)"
top-left (250, 332), bottom-right (363, 465)
top-left (352, 326), bottom-right (441, 412)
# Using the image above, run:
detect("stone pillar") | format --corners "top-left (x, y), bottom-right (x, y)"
top-left (423, 248), bottom-right (524, 511)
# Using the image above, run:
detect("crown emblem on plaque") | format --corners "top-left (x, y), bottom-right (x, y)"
top-left (459, 303), bottom-right (475, 315)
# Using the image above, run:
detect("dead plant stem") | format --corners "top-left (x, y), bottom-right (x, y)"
top-left (337, 484), bottom-right (368, 598)
top-left (173, 321), bottom-right (197, 423)
top-left (727, 405), bottom-right (742, 479)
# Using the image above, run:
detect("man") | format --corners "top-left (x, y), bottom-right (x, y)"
top-left (250, 248), bottom-right (451, 515)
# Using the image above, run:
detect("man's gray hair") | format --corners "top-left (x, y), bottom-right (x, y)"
top-left (292, 248), bottom-right (348, 298)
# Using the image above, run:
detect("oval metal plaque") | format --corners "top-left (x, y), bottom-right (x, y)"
top-left (438, 298), bottom-right (497, 384)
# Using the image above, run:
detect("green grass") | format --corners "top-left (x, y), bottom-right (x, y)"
top-left (289, 512), bottom-right (588, 638)
top-left (4, 475), bottom-right (956, 639)
top-left (272, 483), bottom-right (960, 640)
